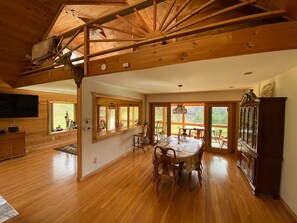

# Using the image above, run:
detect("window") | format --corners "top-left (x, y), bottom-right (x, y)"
top-left (50, 102), bottom-right (76, 133)
top-left (98, 106), bottom-right (107, 132)
top-left (119, 106), bottom-right (128, 128)
top-left (129, 106), bottom-right (139, 127)
top-left (171, 103), bottom-right (204, 135)
top-left (107, 107), bottom-right (116, 131)
top-left (93, 93), bottom-right (142, 141)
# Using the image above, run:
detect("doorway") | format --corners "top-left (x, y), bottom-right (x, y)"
top-left (149, 102), bottom-right (238, 153)
top-left (204, 103), bottom-right (237, 153)
top-left (150, 103), bottom-right (171, 144)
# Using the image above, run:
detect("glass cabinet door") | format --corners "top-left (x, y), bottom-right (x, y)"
top-left (240, 107), bottom-right (244, 139)
top-left (243, 107), bottom-right (248, 142)
top-left (247, 107), bottom-right (254, 148)
top-left (252, 106), bottom-right (258, 153)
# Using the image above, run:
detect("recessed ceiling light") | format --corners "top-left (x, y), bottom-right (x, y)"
top-left (243, 71), bottom-right (253, 75)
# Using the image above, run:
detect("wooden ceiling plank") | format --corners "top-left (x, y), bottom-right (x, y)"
top-left (43, 3), bottom-right (66, 39)
top-left (153, 0), bottom-right (157, 30)
top-left (161, 0), bottom-right (192, 32)
top-left (57, 0), bottom-right (166, 39)
top-left (64, 0), bottom-right (128, 6)
top-left (165, 9), bottom-right (287, 39)
top-left (0, 2), bottom-right (52, 35)
top-left (15, 21), bottom-right (297, 87)
top-left (165, 0), bottom-right (216, 33)
top-left (116, 15), bottom-right (148, 36)
top-left (89, 38), bottom-right (145, 42)
top-left (134, 8), bottom-right (152, 32)
top-left (167, 0), bottom-right (257, 34)
top-left (242, 0), bottom-right (295, 21)
top-left (158, 0), bottom-right (177, 31)
top-left (94, 24), bottom-right (144, 37)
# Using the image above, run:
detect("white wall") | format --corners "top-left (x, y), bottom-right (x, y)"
top-left (81, 78), bottom-right (145, 177)
top-left (256, 66), bottom-right (297, 215)
top-left (147, 89), bottom-right (246, 102)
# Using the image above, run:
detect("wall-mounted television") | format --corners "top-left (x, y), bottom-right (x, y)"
top-left (0, 93), bottom-right (39, 118)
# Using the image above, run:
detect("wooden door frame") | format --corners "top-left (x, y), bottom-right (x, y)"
top-left (204, 102), bottom-right (239, 154)
top-left (149, 103), bottom-right (171, 143)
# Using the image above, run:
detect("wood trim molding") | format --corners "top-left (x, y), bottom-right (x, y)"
top-left (79, 151), bottom-right (129, 181)
top-left (64, 1), bottom-right (128, 6)
top-left (77, 85), bottom-right (83, 181)
top-left (15, 21), bottom-right (297, 88)
top-left (280, 198), bottom-right (297, 222)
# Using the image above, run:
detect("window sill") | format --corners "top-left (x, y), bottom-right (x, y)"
top-left (93, 125), bottom-right (142, 143)
top-left (49, 129), bottom-right (77, 135)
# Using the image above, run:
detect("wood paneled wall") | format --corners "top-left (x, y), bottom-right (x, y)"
top-left (0, 87), bottom-right (77, 152)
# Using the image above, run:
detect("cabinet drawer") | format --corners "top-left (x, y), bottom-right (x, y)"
top-left (240, 161), bottom-right (248, 176)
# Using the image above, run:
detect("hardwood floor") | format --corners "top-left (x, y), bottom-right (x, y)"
top-left (0, 148), bottom-right (295, 223)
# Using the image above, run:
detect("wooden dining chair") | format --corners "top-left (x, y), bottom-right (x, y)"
top-left (188, 139), bottom-right (205, 191)
top-left (133, 123), bottom-right (149, 153)
top-left (212, 129), bottom-right (222, 146)
top-left (154, 146), bottom-right (181, 200)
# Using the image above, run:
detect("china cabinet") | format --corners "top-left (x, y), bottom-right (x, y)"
top-left (237, 90), bottom-right (286, 198)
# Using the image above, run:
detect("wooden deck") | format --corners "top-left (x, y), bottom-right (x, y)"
top-left (0, 147), bottom-right (295, 223)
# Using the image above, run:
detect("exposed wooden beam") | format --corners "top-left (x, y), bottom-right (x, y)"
top-left (89, 38), bottom-right (145, 42)
top-left (16, 67), bottom-right (74, 87)
top-left (64, 0), bottom-right (128, 5)
top-left (87, 9), bottom-right (286, 59)
top-left (18, 8), bottom-right (286, 77)
top-left (167, 0), bottom-right (257, 34)
top-left (84, 26), bottom-right (90, 76)
top-left (94, 24), bottom-right (144, 37)
top-left (158, 0), bottom-right (177, 31)
top-left (87, 22), bottom-right (297, 76)
top-left (59, 30), bottom-right (81, 54)
top-left (161, 0), bottom-right (192, 32)
top-left (153, 0), bottom-right (157, 30)
top-left (116, 15), bottom-right (148, 36)
top-left (165, 0), bottom-right (216, 33)
top-left (58, 0), bottom-right (166, 39)
top-left (15, 21), bottom-right (297, 88)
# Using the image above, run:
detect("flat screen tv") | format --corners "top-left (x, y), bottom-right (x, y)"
top-left (0, 93), bottom-right (39, 118)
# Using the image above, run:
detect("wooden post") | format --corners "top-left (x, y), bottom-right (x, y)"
top-left (84, 26), bottom-right (90, 76)
top-left (77, 82), bottom-right (83, 181)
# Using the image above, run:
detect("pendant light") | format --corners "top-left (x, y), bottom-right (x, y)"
top-left (173, 84), bottom-right (187, 114)
top-left (108, 103), bottom-right (116, 110)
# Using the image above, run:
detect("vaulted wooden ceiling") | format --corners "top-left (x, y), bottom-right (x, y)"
top-left (0, 0), bottom-right (296, 88)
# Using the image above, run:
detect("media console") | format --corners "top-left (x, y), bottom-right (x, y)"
top-left (0, 132), bottom-right (26, 161)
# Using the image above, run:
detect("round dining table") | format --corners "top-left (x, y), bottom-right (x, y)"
top-left (154, 135), bottom-right (201, 172)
